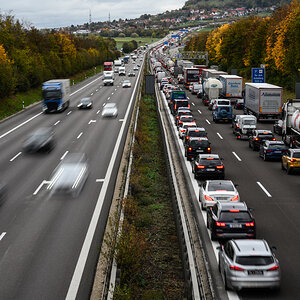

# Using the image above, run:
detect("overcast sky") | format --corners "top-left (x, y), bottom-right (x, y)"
top-left (0, 0), bottom-right (186, 28)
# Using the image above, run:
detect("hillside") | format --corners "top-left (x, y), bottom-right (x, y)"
top-left (183, 0), bottom-right (292, 9)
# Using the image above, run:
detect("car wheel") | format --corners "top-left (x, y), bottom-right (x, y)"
top-left (201, 201), bottom-right (205, 211)
top-left (194, 173), bottom-right (198, 180)
top-left (224, 272), bottom-right (230, 291)
top-left (287, 166), bottom-right (293, 175)
top-left (206, 216), bottom-right (210, 228)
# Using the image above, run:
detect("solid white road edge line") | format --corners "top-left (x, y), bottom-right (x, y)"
top-left (0, 232), bottom-right (6, 241)
top-left (232, 152), bottom-right (242, 162)
top-left (257, 181), bottom-right (272, 197)
top-left (95, 179), bottom-right (105, 182)
top-left (65, 59), bottom-right (142, 300)
top-left (60, 151), bottom-right (69, 161)
top-left (217, 132), bottom-right (223, 140)
top-left (10, 152), bottom-right (22, 162)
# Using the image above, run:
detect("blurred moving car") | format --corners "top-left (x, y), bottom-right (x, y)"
top-left (218, 239), bottom-right (280, 291)
top-left (102, 103), bottom-right (118, 118)
top-left (207, 202), bottom-right (255, 240)
top-left (77, 97), bottom-right (93, 109)
top-left (122, 80), bottom-right (131, 88)
top-left (23, 127), bottom-right (55, 153)
top-left (48, 153), bottom-right (88, 197)
top-left (281, 148), bottom-right (300, 174)
top-left (133, 65), bottom-right (139, 71)
top-left (128, 70), bottom-right (135, 77)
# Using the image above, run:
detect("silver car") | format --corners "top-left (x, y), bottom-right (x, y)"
top-left (218, 239), bottom-right (280, 291)
top-left (48, 153), bottom-right (88, 197)
top-left (199, 180), bottom-right (239, 210)
top-left (102, 103), bottom-right (118, 118)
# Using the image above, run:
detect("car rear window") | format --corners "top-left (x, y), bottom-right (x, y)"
top-left (189, 131), bottom-right (206, 137)
top-left (258, 134), bottom-right (274, 139)
top-left (218, 100), bottom-right (230, 105)
top-left (181, 116), bottom-right (194, 122)
top-left (176, 101), bottom-right (189, 108)
top-left (208, 182), bottom-right (234, 191)
top-left (269, 144), bottom-right (286, 149)
top-left (190, 140), bottom-right (210, 147)
top-left (200, 158), bottom-right (221, 166)
top-left (243, 119), bottom-right (256, 125)
top-left (219, 212), bottom-right (252, 222)
top-left (293, 152), bottom-right (300, 158)
top-left (235, 256), bottom-right (274, 266)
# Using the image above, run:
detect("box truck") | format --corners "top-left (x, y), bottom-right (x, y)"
top-left (219, 75), bottom-right (243, 99)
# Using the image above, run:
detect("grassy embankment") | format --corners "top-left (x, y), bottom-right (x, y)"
top-left (0, 65), bottom-right (104, 120)
top-left (111, 87), bottom-right (185, 298)
top-left (113, 37), bottom-right (161, 50)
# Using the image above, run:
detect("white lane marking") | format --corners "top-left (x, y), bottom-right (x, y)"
top-left (77, 132), bottom-right (83, 139)
top-left (206, 119), bottom-right (211, 125)
top-left (257, 182), bottom-right (272, 197)
top-left (54, 120), bottom-right (61, 126)
top-left (91, 93), bottom-right (94, 96)
top-left (217, 132), bottom-right (223, 140)
top-left (192, 102), bottom-right (195, 106)
top-left (66, 58), bottom-right (143, 300)
top-left (70, 75), bottom-right (103, 97)
top-left (232, 152), bottom-right (242, 162)
top-left (10, 152), bottom-right (22, 162)
top-left (88, 120), bottom-right (96, 125)
top-left (96, 110), bottom-right (100, 115)
top-left (111, 93), bottom-right (114, 95)
top-left (0, 232), bottom-right (6, 241)
top-left (60, 151), bottom-right (69, 160)
top-left (96, 179), bottom-right (105, 182)
top-left (119, 119), bottom-right (124, 122)
top-left (197, 109), bottom-right (202, 114)
top-left (114, 88), bottom-right (117, 91)
top-left (107, 97), bottom-right (110, 100)
top-left (0, 112), bottom-right (43, 140)
top-left (96, 89), bottom-right (98, 92)
top-left (67, 111), bottom-right (72, 115)
top-left (103, 103), bottom-right (106, 107)
top-left (187, 97), bottom-right (190, 100)
top-left (33, 180), bottom-right (51, 195)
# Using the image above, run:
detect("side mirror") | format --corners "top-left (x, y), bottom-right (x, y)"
top-left (249, 208), bottom-right (254, 213)
top-left (234, 184), bottom-right (239, 187)
top-left (271, 246), bottom-right (277, 251)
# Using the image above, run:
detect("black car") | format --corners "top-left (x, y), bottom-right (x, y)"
top-left (77, 97), bottom-right (93, 109)
top-left (193, 154), bottom-right (224, 180)
top-left (183, 127), bottom-right (207, 145)
top-left (249, 130), bottom-right (275, 151)
top-left (174, 109), bottom-right (192, 125)
top-left (185, 138), bottom-right (211, 160)
top-left (207, 202), bottom-right (256, 241)
top-left (23, 127), bottom-right (55, 153)
top-left (234, 99), bottom-right (244, 109)
top-left (171, 99), bottom-right (190, 115)
top-left (259, 140), bottom-right (288, 161)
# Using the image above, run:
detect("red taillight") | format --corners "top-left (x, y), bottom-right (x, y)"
top-left (230, 265), bottom-right (244, 271)
top-left (216, 221), bottom-right (226, 227)
top-left (290, 158), bottom-right (295, 162)
top-left (179, 121), bottom-right (183, 124)
top-left (186, 137), bottom-right (189, 140)
top-left (207, 147), bottom-right (211, 153)
top-left (188, 147), bottom-right (192, 151)
top-left (188, 104), bottom-right (190, 108)
top-left (231, 195), bottom-right (239, 201)
top-left (216, 165), bottom-right (224, 169)
top-left (197, 165), bottom-right (205, 169)
top-left (245, 222), bottom-right (255, 227)
top-left (267, 265), bottom-right (279, 271)
top-left (273, 138), bottom-right (276, 141)
top-left (254, 137), bottom-right (259, 141)
top-left (229, 209), bottom-right (240, 212)
top-left (176, 116), bottom-right (179, 119)
top-left (206, 157), bottom-right (214, 160)
top-left (266, 149), bottom-right (272, 152)
top-left (174, 104), bottom-right (177, 109)
top-left (236, 125), bottom-right (240, 128)
top-left (205, 195), bottom-right (214, 201)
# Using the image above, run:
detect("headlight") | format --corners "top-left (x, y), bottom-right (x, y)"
top-left (77, 104), bottom-right (82, 107)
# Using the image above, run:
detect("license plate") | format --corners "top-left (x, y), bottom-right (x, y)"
top-left (230, 224), bottom-right (242, 228)
top-left (196, 150), bottom-right (204, 153)
top-left (206, 168), bottom-right (215, 171)
top-left (223, 118), bottom-right (228, 119)
top-left (248, 270), bottom-right (263, 275)
top-left (274, 151), bottom-right (281, 153)
top-left (217, 197), bottom-right (228, 200)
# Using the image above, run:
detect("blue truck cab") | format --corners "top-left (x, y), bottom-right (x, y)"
top-left (212, 105), bottom-right (233, 123)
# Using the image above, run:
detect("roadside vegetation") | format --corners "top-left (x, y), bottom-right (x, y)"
top-left (109, 79), bottom-right (185, 299)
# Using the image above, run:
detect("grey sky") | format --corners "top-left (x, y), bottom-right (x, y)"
top-left (0, 0), bottom-right (186, 28)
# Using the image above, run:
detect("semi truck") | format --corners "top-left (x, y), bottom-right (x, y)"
top-left (244, 83), bottom-right (282, 121)
top-left (42, 79), bottom-right (70, 113)
top-left (183, 68), bottom-right (200, 89)
top-left (104, 62), bottom-right (113, 71)
top-left (103, 71), bottom-right (114, 86)
top-left (114, 60), bottom-right (122, 72)
top-left (219, 75), bottom-right (243, 99)
top-left (202, 78), bottom-right (223, 104)
top-left (281, 99), bottom-right (300, 148)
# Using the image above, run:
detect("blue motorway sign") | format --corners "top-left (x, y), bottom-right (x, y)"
top-left (252, 68), bottom-right (265, 83)
top-left (171, 35), bottom-right (180, 38)
top-left (164, 41), bottom-right (168, 45)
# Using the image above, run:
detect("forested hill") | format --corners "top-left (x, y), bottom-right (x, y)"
top-left (183, 0), bottom-right (292, 9)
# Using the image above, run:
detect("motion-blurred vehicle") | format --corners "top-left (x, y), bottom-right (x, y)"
top-left (23, 127), bottom-right (55, 153)
top-left (122, 80), bottom-right (131, 88)
top-left (259, 140), bottom-right (288, 161)
top-left (77, 97), bottom-right (93, 109)
top-left (128, 70), bottom-right (135, 77)
top-left (101, 103), bottom-right (118, 118)
top-left (218, 239), bottom-right (280, 291)
top-left (48, 153), bottom-right (88, 197)
top-left (207, 202), bottom-right (255, 240)
top-left (281, 148), bottom-right (300, 174)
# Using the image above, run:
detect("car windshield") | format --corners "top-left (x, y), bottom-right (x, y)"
top-left (191, 140), bottom-right (210, 147)
top-left (219, 212), bottom-right (252, 222)
top-left (105, 103), bottom-right (116, 108)
top-left (124, 80), bottom-right (130, 84)
top-left (80, 98), bottom-right (90, 104)
top-left (243, 119), bottom-right (256, 125)
top-left (269, 144), bottom-right (286, 149)
top-left (208, 181), bottom-right (234, 191)
top-left (235, 256), bottom-right (274, 266)
top-left (189, 131), bottom-right (206, 137)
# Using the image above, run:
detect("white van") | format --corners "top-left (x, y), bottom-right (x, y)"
top-left (212, 99), bottom-right (231, 111)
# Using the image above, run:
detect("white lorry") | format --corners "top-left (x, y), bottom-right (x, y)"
top-left (281, 99), bottom-right (300, 148)
top-left (114, 60), bottom-right (122, 73)
top-left (219, 75), bottom-right (243, 99)
top-left (203, 78), bottom-right (223, 102)
top-left (244, 83), bottom-right (283, 120)
top-left (103, 71), bottom-right (114, 86)
top-left (118, 66), bottom-right (126, 76)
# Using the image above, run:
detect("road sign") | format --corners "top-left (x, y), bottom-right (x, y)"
top-left (252, 68), bottom-right (265, 83)
top-left (171, 35), bottom-right (180, 38)
top-left (164, 41), bottom-right (168, 45)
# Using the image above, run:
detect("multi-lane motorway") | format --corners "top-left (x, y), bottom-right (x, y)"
top-left (0, 58), bottom-right (143, 299)
top-left (160, 79), bottom-right (300, 299)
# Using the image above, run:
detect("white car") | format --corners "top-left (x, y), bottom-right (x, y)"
top-left (102, 103), bottom-right (118, 118)
top-left (178, 123), bottom-right (197, 139)
top-left (133, 65), bottom-right (139, 70)
top-left (122, 80), bottom-right (131, 88)
top-left (199, 180), bottom-right (240, 210)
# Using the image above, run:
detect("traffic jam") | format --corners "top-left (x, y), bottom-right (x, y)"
top-left (149, 38), bottom-right (300, 295)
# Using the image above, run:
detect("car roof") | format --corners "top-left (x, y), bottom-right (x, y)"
top-left (189, 137), bottom-right (208, 141)
top-left (199, 154), bottom-right (220, 159)
top-left (216, 202), bottom-right (247, 211)
top-left (231, 239), bottom-right (271, 256)
top-left (187, 127), bottom-right (205, 132)
top-left (182, 123), bottom-right (197, 128)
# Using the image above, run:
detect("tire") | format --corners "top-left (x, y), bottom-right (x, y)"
top-left (206, 216), bottom-right (210, 228)
top-left (194, 173), bottom-right (198, 180)
top-left (201, 201), bottom-right (205, 211)
top-left (211, 230), bottom-right (217, 241)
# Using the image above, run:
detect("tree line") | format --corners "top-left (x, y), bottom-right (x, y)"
top-left (0, 15), bottom-right (119, 99)
top-left (184, 0), bottom-right (300, 90)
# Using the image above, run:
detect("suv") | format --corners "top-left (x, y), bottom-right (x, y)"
top-left (233, 115), bottom-right (257, 140)
top-left (207, 202), bottom-right (255, 240)
top-left (185, 137), bottom-right (211, 160)
top-left (212, 105), bottom-right (233, 123)
top-left (183, 127), bottom-right (207, 146)
top-left (218, 239), bottom-right (280, 291)
top-left (179, 123), bottom-right (197, 139)
top-left (212, 99), bottom-right (231, 111)
top-left (259, 140), bottom-right (288, 161)
top-left (174, 109), bottom-right (192, 125)
top-left (281, 148), bottom-right (300, 174)
top-left (192, 154), bottom-right (224, 180)
top-left (249, 130), bottom-right (275, 151)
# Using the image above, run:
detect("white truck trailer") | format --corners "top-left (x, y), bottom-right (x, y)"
top-left (219, 75), bottom-right (243, 99)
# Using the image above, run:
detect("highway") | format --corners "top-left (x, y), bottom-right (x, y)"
top-left (160, 83), bottom-right (300, 299)
top-left (0, 57), bottom-right (143, 299)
